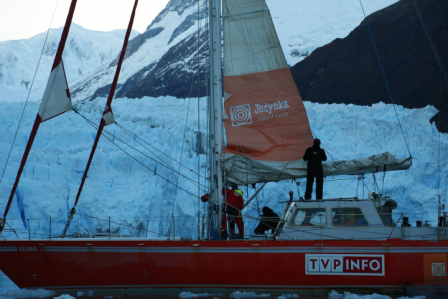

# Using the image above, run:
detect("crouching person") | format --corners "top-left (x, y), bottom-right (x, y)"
top-left (254, 206), bottom-right (280, 234)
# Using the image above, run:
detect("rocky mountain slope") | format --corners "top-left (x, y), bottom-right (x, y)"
top-left (69, 0), bottom-right (398, 100)
top-left (291, 0), bottom-right (448, 132)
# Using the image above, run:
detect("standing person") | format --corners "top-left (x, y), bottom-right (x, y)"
top-left (303, 138), bottom-right (327, 200)
top-left (201, 185), bottom-right (245, 239)
top-left (223, 185), bottom-right (245, 238)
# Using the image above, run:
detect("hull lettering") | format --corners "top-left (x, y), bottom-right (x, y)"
top-left (18, 246), bottom-right (38, 252)
top-left (306, 254), bottom-right (384, 276)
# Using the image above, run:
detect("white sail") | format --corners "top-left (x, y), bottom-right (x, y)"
top-left (38, 61), bottom-right (72, 122)
top-left (222, 0), bottom-right (313, 185)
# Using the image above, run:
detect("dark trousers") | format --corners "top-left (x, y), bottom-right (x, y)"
top-left (304, 170), bottom-right (324, 200)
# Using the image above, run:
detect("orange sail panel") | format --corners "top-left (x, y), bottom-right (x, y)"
top-left (222, 0), bottom-right (312, 184)
top-left (224, 68), bottom-right (311, 161)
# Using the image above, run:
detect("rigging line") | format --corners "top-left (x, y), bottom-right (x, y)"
top-left (116, 122), bottom-right (169, 165)
top-left (189, 3), bottom-right (205, 99)
top-left (170, 12), bottom-right (210, 226)
top-left (195, 0), bottom-right (205, 240)
top-left (115, 122), bottom-right (207, 182)
top-left (78, 107), bottom-right (205, 182)
top-left (108, 125), bottom-right (206, 189)
top-left (358, 0), bottom-right (412, 157)
top-left (440, 0), bottom-right (446, 207)
top-left (169, 81), bottom-right (195, 235)
top-left (414, 0), bottom-right (447, 208)
top-left (318, 138), bottom-right (350, 161)
top-left (201, 0), bottom-right (211, 240)
top-left (282, 224), bottom-right (410, 240)
top-left (0, 0), bottom-right (61, 186)
top-left (177, 0), bottom-right (207, 238)
top-left (74, 110), bottom-right (208, 192)
top-left (413, 0), bottom-right (448, 87)
top-left (100, 129), bottom-right (204, 199)
top-left (359, 175), bottom-right (372, 196)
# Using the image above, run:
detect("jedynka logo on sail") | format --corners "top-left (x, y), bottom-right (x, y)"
top-left (306, 254), bottom-right (385, 276)
top-left (230, 101), bottom-right (290, 126)
top-left (230, 104), bottom-right (253, 126)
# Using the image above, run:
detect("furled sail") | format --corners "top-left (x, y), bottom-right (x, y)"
top-left (226, 151), bottom-right (412, 184)
top-left (222, 0), bottom-right (313, 185)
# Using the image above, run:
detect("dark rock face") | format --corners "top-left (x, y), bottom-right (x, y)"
top-left (122, 29), bottom-right (209, 99)
top-left (291, 0), bottom-right (448, 132)
top-left (121, 1), bottom-right (209, 99)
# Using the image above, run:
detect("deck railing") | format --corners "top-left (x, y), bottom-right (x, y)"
top-left (0, 214), bottom-right (261, 241)
top-left (0, 211), bottom-right (444, 241)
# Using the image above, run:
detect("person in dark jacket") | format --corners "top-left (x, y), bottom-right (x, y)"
top-left (303, 138), bottom-right (327, 200)
top-left (254, 206), bottom-right (280, 234)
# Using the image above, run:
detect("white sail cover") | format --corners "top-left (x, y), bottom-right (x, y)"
top-left (38, 61), bottom-right (72, 122)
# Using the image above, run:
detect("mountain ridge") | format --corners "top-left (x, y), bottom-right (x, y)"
top-left (0, 23), bottom-right (138, 102)
top-left (73, 0), bottom-right (400, 102)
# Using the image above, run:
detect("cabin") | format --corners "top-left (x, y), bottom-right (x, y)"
top-left (252, 193), bottom-right (446, 241)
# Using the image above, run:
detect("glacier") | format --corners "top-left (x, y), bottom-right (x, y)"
top-left (0, 97), bottom-right (446, 240)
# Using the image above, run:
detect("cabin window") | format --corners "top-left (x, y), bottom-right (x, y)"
top-left (290, 208), bottom-right (326, 227)
top-left (332, 208), bottom-right (368, 226)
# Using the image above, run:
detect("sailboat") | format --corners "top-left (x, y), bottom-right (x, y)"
top-left (1, 0), bottom-right (447, 293)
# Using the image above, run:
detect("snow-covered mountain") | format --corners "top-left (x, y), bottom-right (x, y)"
top-left (0, 0), bottom-right (398, 102)
top-left (0, 24), bottom-right (138, 102)
top-left (72, 0), bottom-right (399, 100)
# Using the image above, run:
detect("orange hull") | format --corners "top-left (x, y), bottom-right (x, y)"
top-left (1, 239), bottom-right (448, 291)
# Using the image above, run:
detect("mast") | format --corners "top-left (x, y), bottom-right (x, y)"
top-left (0, 0), bottom-right (78, 233)
top-left (62, 0), bottom-right (139, 237)
top-left (208, 0), bottom-right (224, 239)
